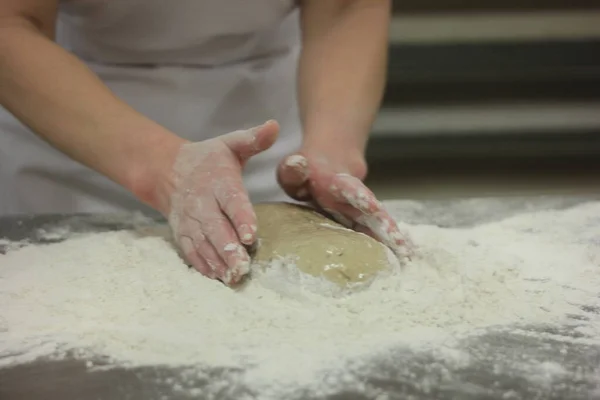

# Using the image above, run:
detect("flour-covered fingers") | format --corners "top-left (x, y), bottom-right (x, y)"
top-left (191, 230), bottom-right (228, 279)
top-left (323, 200), bottom-right (390, 243)
top-left (335, 204), bottom-right (413, 259)
top-left (178, 236), bottom-right (216, 278)
top-left (327, 173), bottom-right (413, 257)
top-left (178, 216), bottom-right (229, 279)
top-left (215, 179), bottom-right (257, 246)
top-left (324, 203), bottom-right (387, 243)
top-left (323, 173), bottom-right (383, 225)
top-left (205, 214), bottom-right (251, 286)
top-left (277, 153), bottom-right (311, 200)
top-left (356, 212), bottom-right (414, 259)
top-left (329, 173), bottom-right (381, 215)
top-left (166, 124), bottom-right (279, 285)
top-left (180, 199), bottom-right (233, 278)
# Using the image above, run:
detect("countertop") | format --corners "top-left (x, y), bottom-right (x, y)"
top-left (0, 197), bottom-right (599, 400)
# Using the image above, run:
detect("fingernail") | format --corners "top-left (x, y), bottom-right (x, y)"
top-left (222, 260), bottom-right (251, 286)
top-left (285, 154), bottom-right (308, 169)
top-left (239, 224), bottom-right (255, 245)
top-left (222, 269), bottom-right (235, 285)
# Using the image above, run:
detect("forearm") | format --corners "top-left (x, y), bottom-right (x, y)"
top-left (298, 0), bottom-right (390, 155)
top-left (0, 20), bottom-right (185, 208)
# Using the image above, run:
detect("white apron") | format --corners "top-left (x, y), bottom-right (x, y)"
top-left (0, 0), bottom-right (302, 215)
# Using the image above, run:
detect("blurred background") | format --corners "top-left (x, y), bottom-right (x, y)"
top-left (365, 0), bottom-right (600, 200)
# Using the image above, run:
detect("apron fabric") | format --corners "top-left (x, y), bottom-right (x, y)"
top-left (0, 0), bottom-right (302, 215)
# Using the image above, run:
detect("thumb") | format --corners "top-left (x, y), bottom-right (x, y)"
top-left (221, 120), bottom-right (279, 163)
top-left (277, 153), bottom-right (311, 200)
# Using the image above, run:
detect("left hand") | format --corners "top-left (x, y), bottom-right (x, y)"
top-left (277, 146), bottom-right (412, 258)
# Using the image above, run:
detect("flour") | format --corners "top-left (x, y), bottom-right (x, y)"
top-left (0, 238), bottom-right (29, 253)
top-left (1, 200), bottom-right (600, 399)
top-left (284, 154), bottom-right (309, 176)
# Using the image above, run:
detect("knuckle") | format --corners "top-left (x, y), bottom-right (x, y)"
top-left (187, 197), bottom-right (207, 215)
top-left (231, 202), bottom-right (254, 223)
top-left (210, 226), bottom-right (233, 244)
top-left (191, 233), bottom-right (208, 250)
top-left (219, 194), bottom-right (253, 222)
top-left (218, 189), bottom-right (241, 208)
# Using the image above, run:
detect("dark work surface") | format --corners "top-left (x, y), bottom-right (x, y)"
top-left (1, 202), bottom-right (599, 400)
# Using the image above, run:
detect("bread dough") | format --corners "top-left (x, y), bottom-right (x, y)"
top-left (251, 202), bottom-right (394, 287)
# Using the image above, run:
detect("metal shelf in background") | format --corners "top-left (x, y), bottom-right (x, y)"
top-left (372, 101), bottom-right (600, 138)
top-left (391, 0), bottom-right (600, 14)
top-left (386, 40), bottom-right (600, 85)
top-left (365, 129), bottom-right (600, 161)
top-left (376, 10), bottom-right (600, 160)
top-left (389, 11), bottom-right (600, 44)
top-left (382, 78), bottom-right (600, 105)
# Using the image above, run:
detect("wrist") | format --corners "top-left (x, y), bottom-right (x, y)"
top-left (126, 130), bottom-right (188, 216)
top-left (302, 124), bottom-right (368, 153)
top-left (301, 138), bottom-right (368, 180)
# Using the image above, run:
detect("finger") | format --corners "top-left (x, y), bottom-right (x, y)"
top-left (352, 223), bottom-right (378, 239)
top-left (277, 154), bottom-right (311, 200)
top-left (329, 173), bottom-right (381, 215)
top-left (329, 201), bottom-right (413, 258)
top-left (204, 214), bottom-right (251, 286)
top-left (325, 174), bottom-right (413, 256)
top-left (179, 217), bottom-right (228, 278)
top-left (350, 220), bottom-right (401, 251)
top-left (353, 222), bottom-right (414, 262)
top-left (313, 172), bottom-right (380, 224)
top-left (321, 207), bottom-right (353, 229)
top-left (355, 210), bottom-right (413, 258)
top-left (191, 231), bottom-right (229, 279)
top-left (178, 236), bottom-right (216, 279)
top-left (221, 120), bottom-right (279, 163)
top-left (214, 177), bottom-right (258, 246)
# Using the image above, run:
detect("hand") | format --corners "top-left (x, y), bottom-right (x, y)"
top-left (159, 121), bottom-right (279, 285)
top-left (277, 147), bottom-right (413, 258)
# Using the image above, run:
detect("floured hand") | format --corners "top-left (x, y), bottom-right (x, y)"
top-left (277, 150), bottom-right (413, 258)
top-left (165, 121), bottom-right (279, 285)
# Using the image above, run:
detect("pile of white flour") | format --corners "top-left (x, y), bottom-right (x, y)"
top-left (1, 200), bottom-right (599, 398)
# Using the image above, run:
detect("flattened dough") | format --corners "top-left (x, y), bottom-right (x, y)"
top-left (252, 202), bottom-right (394, 287)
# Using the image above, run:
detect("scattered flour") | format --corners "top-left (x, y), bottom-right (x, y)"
top-left (0, 238), bottom-right (29, 253)
top-left (35, 226), bottom-right (73, 241)
top-left (1, 200), bottom-right (599, 398)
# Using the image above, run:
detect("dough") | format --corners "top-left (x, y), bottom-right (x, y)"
top-left (251, 202), bottom-right (394, 287)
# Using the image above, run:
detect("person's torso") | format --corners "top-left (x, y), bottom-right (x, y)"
top-left (0, 0), bottom-right (303, 214)
top-left (57, 0), bottom-right (300, 67)
top-left (54, 0), bottom-right (303, 140)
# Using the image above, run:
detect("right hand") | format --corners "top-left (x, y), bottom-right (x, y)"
top-left (160, 121), bottom-right (279, 285)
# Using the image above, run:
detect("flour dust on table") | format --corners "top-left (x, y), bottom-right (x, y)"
top-left (1, 199), bottom-right (599, 399)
